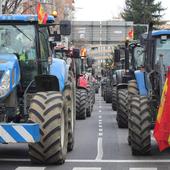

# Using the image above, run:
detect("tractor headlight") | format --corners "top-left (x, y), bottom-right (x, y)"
top-left (0, 70), bottom-right (10, 97)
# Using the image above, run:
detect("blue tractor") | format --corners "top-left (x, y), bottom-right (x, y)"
top-left (128, 24), bottom-right (170, 155)
top-left (0, 14), bottom-right (75, 164)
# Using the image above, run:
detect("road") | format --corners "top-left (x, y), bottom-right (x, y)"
top-left (0, 91), bottom-right (170, 170)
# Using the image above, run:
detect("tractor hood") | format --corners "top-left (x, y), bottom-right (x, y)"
top-left (0, 54), bottom-right (20, 99)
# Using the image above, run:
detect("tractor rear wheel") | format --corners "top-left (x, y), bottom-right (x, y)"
top-left (64, 83), bottom-right (76, 152)
top-left (28, 91), bottom-right (68, 164)
top-left (112, 86), bottom-right (117, 111)
top-left (129, 95), bottom-right (151, 155)
top-left (76, 89), bottom-right (87, 119)
top-left (117, 89), bottom-right (128, 128)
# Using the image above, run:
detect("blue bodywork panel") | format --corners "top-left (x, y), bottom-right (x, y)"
top-left (50, 58), bottom-right (67, 92)
top-left (0, 14), bottom-right (54, 23)
top-left (0, 123), bottom-right (40, 143)
top-left (152, 30), bottom-right (170, 37)
top-left (134, 70), bottom-right (148, 96)
top-left (0, 54), bottom-right (20, 99)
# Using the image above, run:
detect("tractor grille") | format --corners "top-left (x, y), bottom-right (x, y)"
top-left (0, 71), bottom-right (4, 80)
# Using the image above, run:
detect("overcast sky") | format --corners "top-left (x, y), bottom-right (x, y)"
top-left (74, 0), bottom-right (170, 21)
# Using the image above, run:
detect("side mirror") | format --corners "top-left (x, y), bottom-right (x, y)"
top-left (114, 49), bottom-right (120, 63)
top-left (60, 20), bottom-right (71, 36)
top-left (72, 48), bottom-right (80, 58)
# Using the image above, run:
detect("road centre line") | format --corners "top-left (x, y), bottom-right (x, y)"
top-left (95, 137), bottom-right (103, 160)
top-left (99, 122), bottom-right (102, 125)
top-left (99, 125), bottom-right (102, 128)
top-left (99, 129), bottom-right (103, 132)
top-left (98, 133), bottom-right (103, 137)
top-left (99, 110), bottom-right (102, 112)
top-left (98, 115), bottom-right (102, 118)
top-left (98, 119), bottom-right (102, 122)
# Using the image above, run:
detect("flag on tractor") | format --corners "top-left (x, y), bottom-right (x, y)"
top-left (36, 2), bottom-right (48, 24)
top-left (154, 67), bottom-right (170, 151)
top-left (128, 29), bottom-right (134, 40)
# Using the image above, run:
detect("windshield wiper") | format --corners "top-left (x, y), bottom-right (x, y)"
top-left (12, 25), bottom-right (32, 41)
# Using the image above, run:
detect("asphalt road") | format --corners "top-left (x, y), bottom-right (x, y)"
top-left (0, 91), bottom-right (170, 170)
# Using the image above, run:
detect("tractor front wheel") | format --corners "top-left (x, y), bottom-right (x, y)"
top-left (129, 95), bottom-right (151, 155)
top-left (28, 91), bottom-right (68, 164)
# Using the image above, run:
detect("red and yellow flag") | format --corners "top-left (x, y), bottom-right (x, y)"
top-left (154, 67), bottom-right (170, 151)
top-left (36, 2), bottom-right (48, 24)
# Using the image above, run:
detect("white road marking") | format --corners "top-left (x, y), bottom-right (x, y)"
top-left (129, 168), bottom-right (157, 170)
top-left (99, 129), bottom-right (103, 132)
top-left (98, 119), bottom-right (102, 122)
top-left (98, 115), bottom-right (102, 118)
top-left (95, 137), bottom-right (103, 160)
top-left (99, 122), bottom-right (102, 125)
top-left (99, 110), bottom-right (102, 112)
top-left (15, 167), bottom-right (45, 170)
top-left (98, 133), bottom-right (103, 137)
top-left (66, 159), bottom-right (170, 163)
top-left (99, 106), bottom-right (102, 108)
top-left (73, 168), bottom-right (101, 170)
top-left (99, 125), bottom-right (102, 128)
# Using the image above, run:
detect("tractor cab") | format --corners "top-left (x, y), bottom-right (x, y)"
top-left (0, 15), bottom-right (54, 93)
top-left (153, 31), bottom-right (170, 69)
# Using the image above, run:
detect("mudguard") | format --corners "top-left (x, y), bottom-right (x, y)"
top-left (50, 58), bottom-right (67, 92)
top-left (117, 83), bottom-right (128, 90)
top-left (0, 54), bottom-right (20, 99)
top-left (134, 70), bottom-right (148, 96)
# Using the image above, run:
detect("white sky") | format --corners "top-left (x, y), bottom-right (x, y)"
top-left (74, 0), bottom-right (170, 21)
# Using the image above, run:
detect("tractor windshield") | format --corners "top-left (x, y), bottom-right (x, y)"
top-left (155, 37), bottom-right (170, 68)
top-left (134, 46), bottom-right (144, 68)
top-left (0, 24), bottom-right (36, 60)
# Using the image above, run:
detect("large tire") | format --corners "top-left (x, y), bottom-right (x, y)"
top-left (28, 91), bottom-right (68, 164)
top-left (105, 87), bottom-right (112, 103)
top-left (76, 89), bottom-right (87, 119)
top-left (86, 87), bottom-right (92, 117)
top-left (129, 95), bottom-right (151, 155)
top-left (64, 82), bottom-right (76, 152)
top-left (117, 89), bottom-right (128, 128)
top-left (112, 86), bottom-right (117, 111)
top-left (127, 80), bottom-right (139, 145)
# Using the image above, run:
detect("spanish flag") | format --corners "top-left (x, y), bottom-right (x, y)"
top-left (36, 2), bottom-right (48, 24)
top-left (154, 67), bottom-right (170, 151)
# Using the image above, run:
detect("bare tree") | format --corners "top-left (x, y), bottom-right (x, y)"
top-left (2, 0), bottom-right (23, 14)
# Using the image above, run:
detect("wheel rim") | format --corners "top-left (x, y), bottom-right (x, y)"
top-left (61, 111), bottom-right (65, 149)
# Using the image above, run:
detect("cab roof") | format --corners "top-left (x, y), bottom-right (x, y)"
top-left (152, 30), bottom-right (170, 36)
top-left (0, 14), bottom-right (54, 23)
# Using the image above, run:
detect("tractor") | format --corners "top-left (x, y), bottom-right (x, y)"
top-left (0, 14), bottom-right (75, 164)
top-left (128, 24), bottom-right (170, 155)
top-left (75, 50), bottom-right (95, 119)
top-left (53, 46), bottom-right (94, 119)
top-left (112, 42), bottom-right (144, 128)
